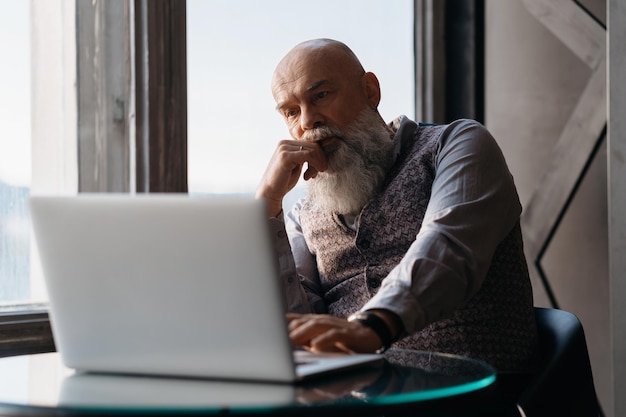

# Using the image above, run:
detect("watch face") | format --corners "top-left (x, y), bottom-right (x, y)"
top-left (348, 312), bottom-right (369, 322)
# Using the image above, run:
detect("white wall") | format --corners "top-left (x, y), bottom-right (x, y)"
top-left (485, 0), bottom-right (610, 413)
top-left (30, 0), bottom-right (78, 303)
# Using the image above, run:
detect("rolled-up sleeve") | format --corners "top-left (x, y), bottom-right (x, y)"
top-left (362, 119), bottom-right (522, 333)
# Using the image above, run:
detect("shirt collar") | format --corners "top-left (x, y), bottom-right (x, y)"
top-left (386, 115), bottom-right (417, 168)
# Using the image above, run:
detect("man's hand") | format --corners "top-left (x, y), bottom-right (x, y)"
top-left (287, 313), bottom-right (385, 354)
top-left (256, 140), bottom-right (328, 217)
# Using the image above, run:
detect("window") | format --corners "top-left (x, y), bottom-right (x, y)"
top-left (0, 2), bottom-right (33, 305)
top-left (1, 0), bottom-right (414, 308)
top-left (0, 0), bottom-right (58, 359)
top-left (3, 0), bottom-right (416, 356)
top-left (186, 0), bottom-right (415, 207)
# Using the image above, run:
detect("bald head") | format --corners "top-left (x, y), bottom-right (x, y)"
top-left (271, 39), bottom-right (383, 140)
top-left (272, 39), bottom-right (365, 92)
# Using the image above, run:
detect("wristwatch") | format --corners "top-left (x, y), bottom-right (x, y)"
top-left (347, 311), bottom-right (394, 353)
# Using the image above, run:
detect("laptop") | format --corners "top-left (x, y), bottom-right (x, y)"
top-left (29, 194), bottom-right (382, 383)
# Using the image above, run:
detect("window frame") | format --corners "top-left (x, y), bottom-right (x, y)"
top-left (0, 0), bottom-right (187, 357)
top-left (0, 307), bottom-right (54, 358)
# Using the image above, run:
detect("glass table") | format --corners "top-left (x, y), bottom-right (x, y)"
top-left (0, 349), bottom-right (497, 416)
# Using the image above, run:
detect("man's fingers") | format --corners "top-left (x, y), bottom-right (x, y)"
top-left (288, 314), bottom-right (343, 347)
top-left (257, 139), bottom-right (327, 216)
top-left (288, 316), bottom-right (326, 346)
top-left (303, 164), bottom-right (319, 180)
top-left (296, 143), bottom-right (328, 178)
top-left (286, 314), bottom-right (383, 354)
top-left (286, 312), bottom-right (303, 322)
top-left (308, 328), bottom-right (356, 353)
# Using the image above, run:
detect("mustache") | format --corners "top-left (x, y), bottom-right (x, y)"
top-left (300, 125), bottom-right (344, 143)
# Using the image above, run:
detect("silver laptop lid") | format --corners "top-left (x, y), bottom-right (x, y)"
top-left (30, 194), bottom-right (296, 382)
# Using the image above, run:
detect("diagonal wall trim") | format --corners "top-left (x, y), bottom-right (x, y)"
top-left (521, 0), bottom-right (605, 69)
top-left (520, 0), bottom-right (606, 308)
top-left (522, 61), bottom-right (606, 260)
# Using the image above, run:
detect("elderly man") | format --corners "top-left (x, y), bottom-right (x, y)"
top-left (257, 38), bottom-right (538, 372)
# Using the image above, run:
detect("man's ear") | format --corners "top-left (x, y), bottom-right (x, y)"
top-left (362, 72), bottom-right (382, 109)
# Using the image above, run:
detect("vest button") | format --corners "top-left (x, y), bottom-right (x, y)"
top-left (368, 278), bottom-right (380, 288)
top-left (277, 230), bottom-right (286, 238)
top-left (360, 239), bottom-right (371, 249)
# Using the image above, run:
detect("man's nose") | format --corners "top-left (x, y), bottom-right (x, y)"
top-left (300, 106), bottom-right (323, 133)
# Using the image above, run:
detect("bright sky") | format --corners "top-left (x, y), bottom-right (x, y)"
top-left (186, 0), bottom-right (414, 193)
top-left (0, 2), bottom-right (30, 187)
top-left (0, 1), bottom-right (414, 190)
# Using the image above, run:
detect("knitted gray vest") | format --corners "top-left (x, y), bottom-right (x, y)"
top-left (299, 123), bottom-right (537, 372)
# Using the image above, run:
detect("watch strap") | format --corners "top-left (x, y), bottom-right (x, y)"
top-left (348, 311), bottom-right (394, 353)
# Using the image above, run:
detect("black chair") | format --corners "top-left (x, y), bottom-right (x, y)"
top-left (516, 307), bottom-right (601, 417)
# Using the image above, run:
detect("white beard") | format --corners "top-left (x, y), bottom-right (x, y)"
top-left (304, 110), bottom-right (393, 215)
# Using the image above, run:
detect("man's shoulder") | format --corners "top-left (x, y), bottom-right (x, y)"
top-left (417, 118), bottom-right (484, 133)
top-left (414, 118), bottom-right (493, 150)
top-left (393, 117), bottom-right (492, 167)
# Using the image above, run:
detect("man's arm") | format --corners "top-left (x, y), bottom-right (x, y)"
top-left (257, 138), bottom-right (330, 313)
top-left (361, 119), bottom-right (522, 334)
top-left (285, 201), bottom-right (327, 314)
top-left (268, 215), bottom-right (314, 314)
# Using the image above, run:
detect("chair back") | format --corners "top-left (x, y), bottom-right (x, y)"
top-left (517, 307), bottom-right (600, 417)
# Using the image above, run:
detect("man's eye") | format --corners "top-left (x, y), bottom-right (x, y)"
top-left (285, 109), bottom-right (298, 118)
top-left (315, 91), bottom-right (328, 100)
